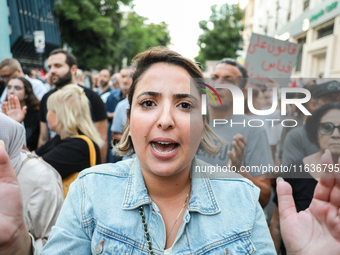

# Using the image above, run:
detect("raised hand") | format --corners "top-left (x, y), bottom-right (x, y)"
top-left (277, 149), bottom-right (340, 255)
top-left (1, 96), bottom-right (27, 123)
top-left (227, 133), bottom-right (247, 171)
top-left (0, 141), bottom-right (31, 255)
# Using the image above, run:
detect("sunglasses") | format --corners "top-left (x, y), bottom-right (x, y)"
top-left (318, 122), bottom-right (340, 135)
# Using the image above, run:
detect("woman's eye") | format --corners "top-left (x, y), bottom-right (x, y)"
top-left (140, 100), bottom-right (155, 108)
top-left (179, 102), bottom-right (192, 109)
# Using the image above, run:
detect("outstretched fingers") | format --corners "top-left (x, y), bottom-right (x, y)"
top-left (277, 178), bottom-right (297, 221)
top-left (8, 95), bottom-right (21, 111)
top-left (314, 150), bottom-right (340, 206)
top-left (228, 134), bottom-right (247, 164)
top-left (1, 101), bottom-right (9, 115)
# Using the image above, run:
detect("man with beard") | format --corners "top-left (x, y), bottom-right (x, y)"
top-left (38, 49), bottom-right (108, 163)
top-left (98, 69), bottom-right (112, 103)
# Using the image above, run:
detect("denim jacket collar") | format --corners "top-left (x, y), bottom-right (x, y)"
top-left (121, 157), bottom-right (221, 215)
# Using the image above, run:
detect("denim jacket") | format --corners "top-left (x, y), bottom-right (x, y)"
top-left (40, 158), bottom-right (275, 254)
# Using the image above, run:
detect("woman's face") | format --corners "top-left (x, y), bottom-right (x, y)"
top-left (318, 109), bottom-right (340, 158)
top-left (47, 110), bottom-right (58, 132)
top-left (129, 63), bottom-right (204, 177)
top-left (7, 79), bottom-right (26, 103)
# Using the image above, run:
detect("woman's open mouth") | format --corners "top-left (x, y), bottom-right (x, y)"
top-left (151, 141), bottom-right (179, 154)
top-left (149, 138), bottom-right (180, 160)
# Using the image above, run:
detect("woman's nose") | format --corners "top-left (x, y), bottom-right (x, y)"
top-left (157, 105), bottom-right (175, 130)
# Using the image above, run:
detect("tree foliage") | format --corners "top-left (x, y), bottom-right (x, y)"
top-left (54, 0), bottom-right (130, 70)
top-left (119, 11), bottom-right (171, 64)
top-left (195, 4), bottom-right (244, 66)
top-left (54, 0), bottom-right (171, 70)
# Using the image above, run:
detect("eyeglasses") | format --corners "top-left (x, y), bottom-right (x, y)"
top-left (318, 122), bottom-right (340, 135)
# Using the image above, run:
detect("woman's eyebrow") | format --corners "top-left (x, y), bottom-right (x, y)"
top-left (137, 92), bottom-right (198, 102)
top-left (137, 91), bottom-right (161, 99)
top-left (174, 94), bottom-right (198, 102)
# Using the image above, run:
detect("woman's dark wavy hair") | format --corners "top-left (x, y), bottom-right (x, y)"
top-left (305, 102), bottom-right (340, 148)
top-left (7, 77), bottom-right (40, 110)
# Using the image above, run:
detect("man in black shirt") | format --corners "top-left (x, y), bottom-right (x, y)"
top-left (38, 49), bottom-right (108, 163)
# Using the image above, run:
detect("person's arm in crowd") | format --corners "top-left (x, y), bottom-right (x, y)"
top-left (107, 112), bottom-right (115, 120)
top-left (229, 132), bottom-right (272, 207)
top-left (94, 119), bottom-right (108, 163)
top-left (249, 176), bottom-right (271, 207)
top-left (277, 149), bottom-right (340, 255)
top-left (37, 122), bottom-right (49, 148)
top-left (269, 204), bottom-right (282, 254)
top-left (227, 134), bottom-right (271, 207)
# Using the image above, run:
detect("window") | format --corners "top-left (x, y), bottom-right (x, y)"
top-left (317, 23), bottom-right (334, 39)
top-left (303, 0), bottom-right (310, 11)
top-left (295, 37), bottom-right (306, 72)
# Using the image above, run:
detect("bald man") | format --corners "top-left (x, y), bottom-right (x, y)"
top-left (0, 58), bottom-right (48, 103)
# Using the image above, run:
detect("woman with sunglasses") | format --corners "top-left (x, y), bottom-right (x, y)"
top-left (281, 102), bottom-right (340, 213)
top-left (275, 102), bottom-right (340, 254)
top-left (271, 102), bottom-right (340, 254)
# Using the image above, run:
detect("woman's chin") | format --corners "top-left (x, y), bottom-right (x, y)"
top-left (142, 160), bottom-right (191, 178)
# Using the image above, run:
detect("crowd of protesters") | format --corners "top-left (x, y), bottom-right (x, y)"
top-left (0, 47), bottom-right (339, 254)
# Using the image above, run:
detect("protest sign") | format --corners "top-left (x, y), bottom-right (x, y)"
top-left (245, 33), bottom-right (301, 86)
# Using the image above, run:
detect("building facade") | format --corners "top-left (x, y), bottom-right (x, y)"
top-left (243, 0), bottom-right (340, 79)
top-left (5, 0), bottom-right (61, 67)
